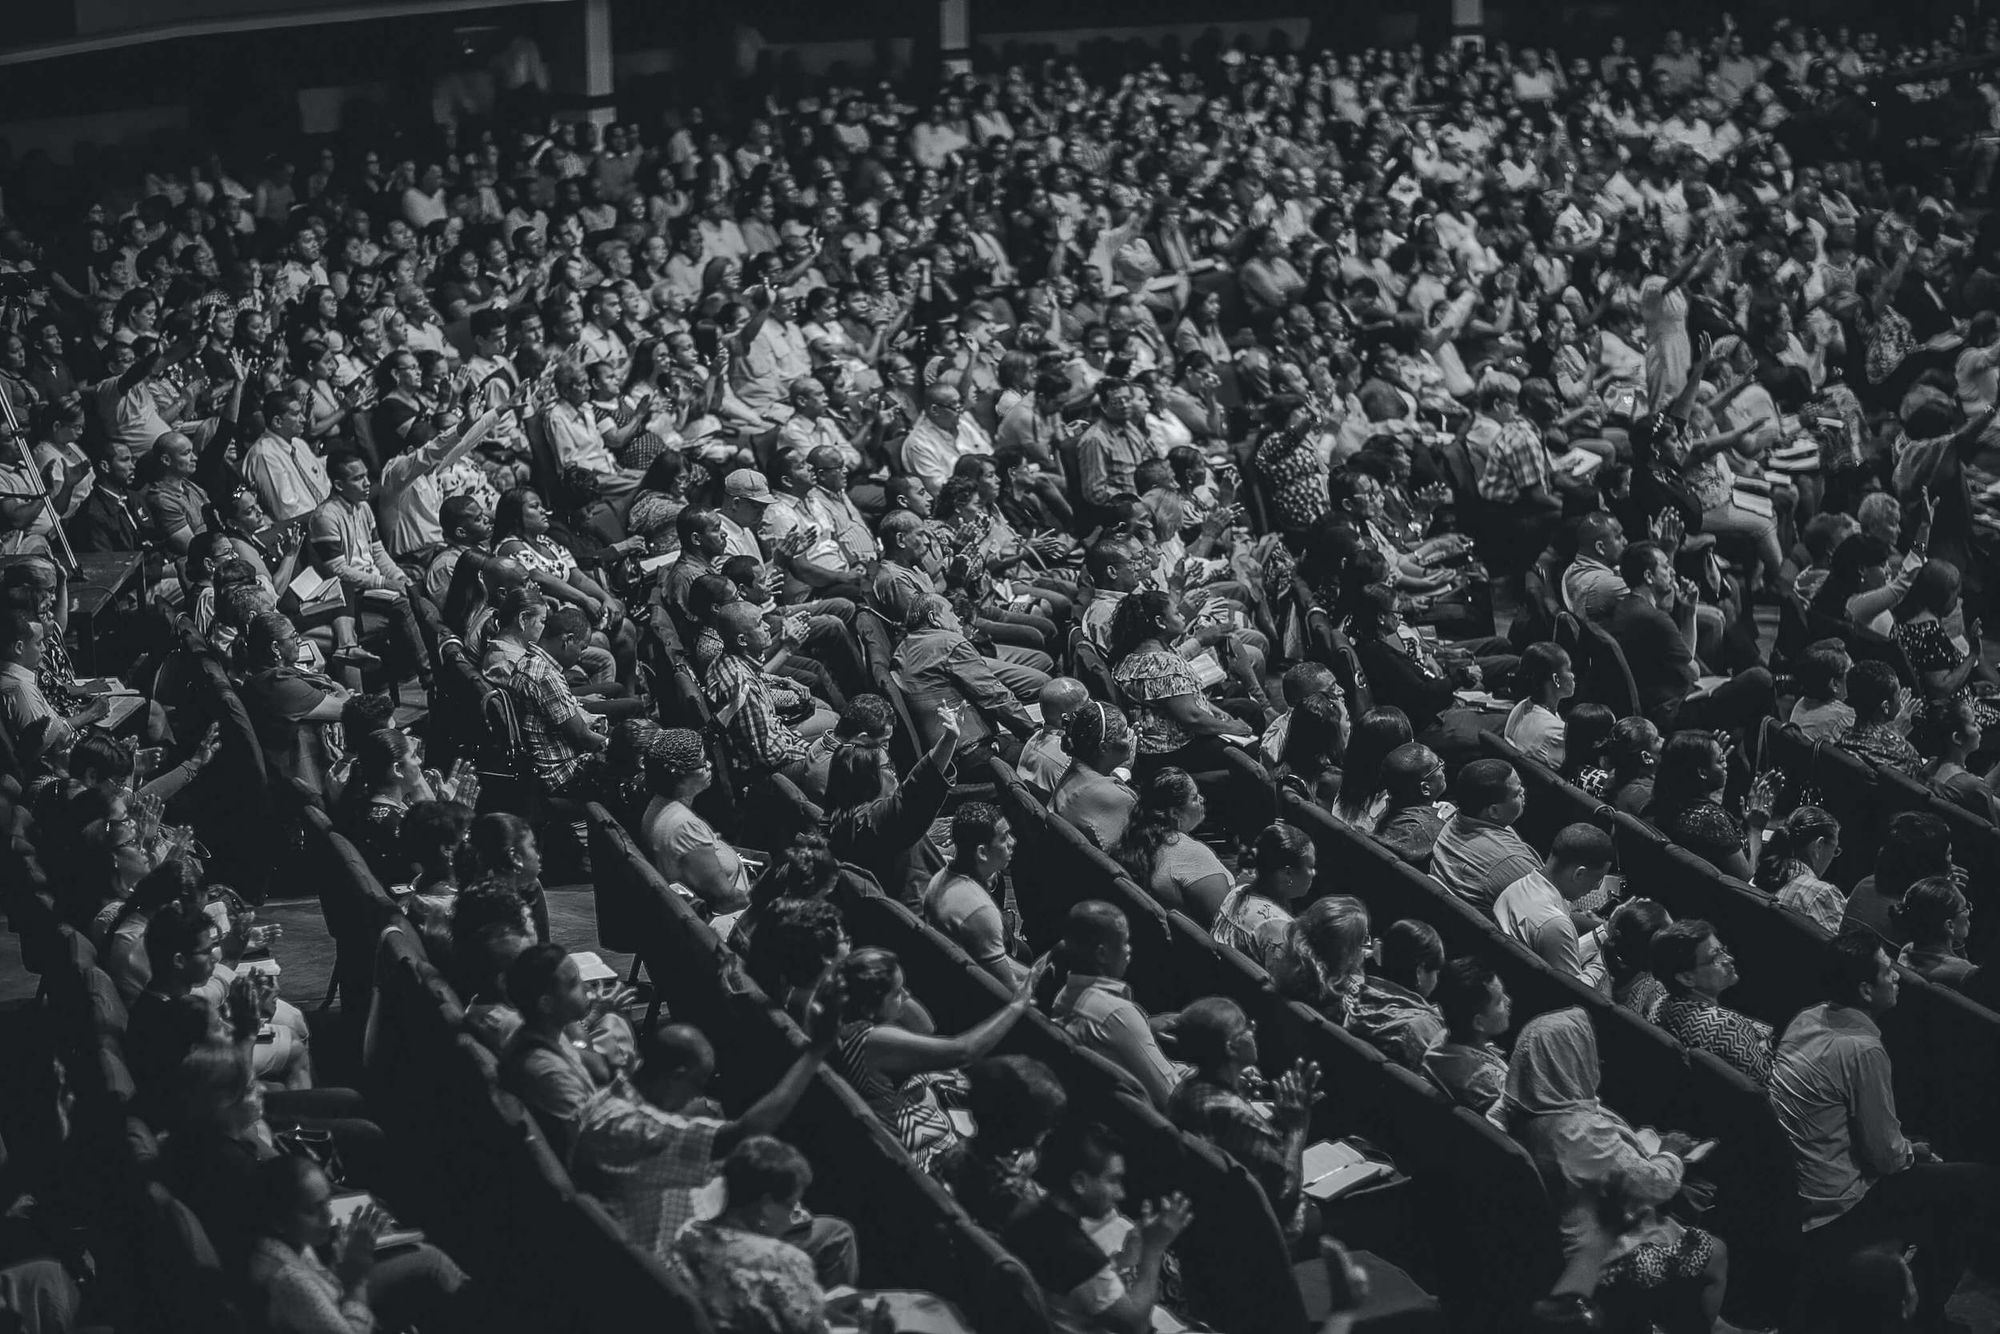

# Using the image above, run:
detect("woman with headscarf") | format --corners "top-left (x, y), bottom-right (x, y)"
top-left (640, 727), bottom-right (750, 915)
top-left (1498, 1008), bottom-right (1727, 1333)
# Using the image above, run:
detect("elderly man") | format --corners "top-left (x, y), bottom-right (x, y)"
top-left (900, 383), bottom-right (993, 494)
top-left (893, 594), bottom-right (1042, 759)
top-left (545, 360), bottom-right (645, 504)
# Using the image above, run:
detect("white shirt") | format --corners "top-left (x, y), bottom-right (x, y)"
top-left (1493, 870), bottom-right (1586, 979)
top-left (244, 431), bottom-right (331, 525)
top-left (900, 414), bottom-right (992, 493)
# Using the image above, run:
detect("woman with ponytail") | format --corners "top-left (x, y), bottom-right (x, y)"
top-left (1050, 701), bottom-right (1139, 848)
top-left (1753, 806), bottom-right (1844, 932)
top-left (1891, 878), bottom-right (1981, 992)
top-left (1111, 767), bottom-right (1233, 926)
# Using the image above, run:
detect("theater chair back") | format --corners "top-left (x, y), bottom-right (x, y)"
top-left (1760, 720), bottom-right (1883, 888)
top-left (301, 803), bottom-right (404, 1057)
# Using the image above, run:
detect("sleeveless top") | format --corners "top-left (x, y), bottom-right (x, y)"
top-left (832, 1020), bottom-right (959, 1172)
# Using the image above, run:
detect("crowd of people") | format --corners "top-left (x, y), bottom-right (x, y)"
top-left (7, 6), bottom-right (2000, 1334)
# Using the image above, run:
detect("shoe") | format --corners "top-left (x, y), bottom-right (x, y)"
top-left (331, 645), bottom-right (383, 670)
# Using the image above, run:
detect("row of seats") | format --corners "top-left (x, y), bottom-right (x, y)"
top-left (990, 759), bottom-right (1555, 1333)
top-left (1485, 731), bottom-right (2000, 1168)
top-left (581, 805), bottom-right (1059, 1333)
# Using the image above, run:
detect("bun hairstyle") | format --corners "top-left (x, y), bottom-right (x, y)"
top-left (1887, 875), bottom-right (1968, 942)
top-left (1753, 805), bottom-right (1840, 891)
top-left (1062, 701), bottom-right (1131, 764)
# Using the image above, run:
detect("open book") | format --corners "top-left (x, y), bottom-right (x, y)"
top-left (1300, 1140), bottom-right (1391, 1202)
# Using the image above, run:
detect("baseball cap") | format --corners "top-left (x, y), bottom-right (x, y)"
top-left (724, 469), bottom-right (776, 504)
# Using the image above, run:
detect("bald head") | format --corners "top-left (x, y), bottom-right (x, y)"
top-left (924, 383), bottom-right (964, 415)
top-left (807, 444), bottom-right (845, 473)
top-left (1039, 677), bottom-right (1090, 728)
top-left (1383, 742), bottom-right (1444, 803)
top-left (634, 1023), bottom-right (716, 1103)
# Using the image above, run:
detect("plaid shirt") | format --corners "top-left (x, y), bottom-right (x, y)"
top-left (705, 650), bottom-right (808, 775)
top-left (1166, 1074), bottom-right (1306, 1237)
top-left (486, 640), bottom-right (594, 791)
top-left (571, 1075), bottom-right (723, 1262)
top-left (1464, 413), bottom-right (1552, 503)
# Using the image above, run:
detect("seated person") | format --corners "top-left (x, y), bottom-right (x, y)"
top-left (248, 1156), bottom-right (469, 1334)
top-left (671, 1137), bottom-right (832, 1334)
top-left (935, 1055), bottom-right (1068, 1232)
top-left (1002, 1120), bottom-right (1193, 1334)
top-left (1838, 660), bottom-right (1923, 778)
top-left (1347, 919), bottom-right (1448, 1071)
top-left (1422, 958), bottom-right (1512, 1117)
top-left (1018, 676), bottom-right (1090, 797)
top-left (1049, 900), bottom-right (1185, 1110)
top-left (1914, 696), bottom-right (2000, 827)
top-left (703, 602), bottom-right (837, 785)
top-left (1787, 640), bottom-right (1855, 744)
top-left (894, 594), bottom-right (1042, 760)
top-left (573, 1017), bottom-right (856, 1283)
top-left (498, 943), bottom-right (629, 1158)
top-left (1373, 742), bottom-right (1451, 869)
top-left (1166, 996), bottom-right (1319, 1240)
top-left (1111, 767), bottom-right (1233, 927)
top-left (1051, 702), bottom-right (1140, 850)
top-left (235, 610), bottom-right (352, 803)
top-left (923, 802), bottom-right (1029, 985)
top-left (1651, 920), bottom-right (1774, 1084)
top-left (639, 728), bottom-right (751, 915)
top-left (1431, 759), bottom-right (1540, 912)
top-left (1494, 824), bottom-right (1615, 981)
top-left (482, 586), bottom-right (612, 801)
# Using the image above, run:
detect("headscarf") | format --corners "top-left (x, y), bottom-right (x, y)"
top-left (1502, 1007), bottom-right (1600, 1118)
top-left (645, 727), bottom-right (709, 779)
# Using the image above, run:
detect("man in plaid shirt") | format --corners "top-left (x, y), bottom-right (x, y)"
top-left (1164, 997), bottom-right (1321, 1241)
top-left (484, 588), bottom-right (607, 796)
top-left (703, 602), bottom-right (814, 782)
top-left (571, 1018), bottom-right (855, 1280)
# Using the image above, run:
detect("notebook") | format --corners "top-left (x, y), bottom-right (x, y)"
top-left (1300, 1140), bottom-right (1391, 1202)
top-left (327, 1193), bottom-right (425, 1251)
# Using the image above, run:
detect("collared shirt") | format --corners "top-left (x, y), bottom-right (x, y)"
top-left (1494, 869), bottom-right (1585, 979)
top-left (718, 513), bottom-right (764, 563)
top-left (547, 398), bottom-right (620, 475)
top-left (571, 1075), bottom-right (723, 1262)
top-left (244, 432), bottom-right (331, 525)
top-left (735, 321), bottom-right (811, 417)
top-left (900, 413), bottom-right (993, 493)
top-left (1423, 1040), bottom-right (1507, 1116)
top-left (142, 474), bottom-right (210, 544)
top-left (0, 660), bottom-right (67, 752)
top-left (1464, 413), bottom-right (1551, 503)
top-left (1659, 996), bottom-right (1773, 1085)
top-left (868, 560), bottom-right (938, 626)
top-left (1053, 974), bottom-right (1181, 1108)
top-left (661, 552), bottom-right (717, 617)
top-left (1167, 1074), bottom-right (1304, 1236)
top-left (1080, 586), bottom-right (1126, 652)
top-left (1432, 816), bottom-right (1542, 912)
top-left (778, 412), bottom-right (859, 469)
top-left (485, 639), bottom-right (595, 791)
top-left (1561, 556), bottom-right (1626, 623)
top-left (501, 1025), bottom-right (600, 1157)
top-left (705, 650), bottom-right (808, 775)
top-left (1768, 1003), bottom-right (1912, 1230)
top-left (807, 486), bottom-right (879, 566)
top-left (1076, 419), bottom-right (1154, 508)
top-left (307, 494), bottom-right (402, 589)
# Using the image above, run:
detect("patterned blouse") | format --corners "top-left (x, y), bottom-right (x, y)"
top-left (1840, 721), bottom-right (1924, 778)
top-left (832, 1020), bottom-right (959, 1173)
top-left (671, 1220), bottom-right (824, 1334)
top-left (1112, 648), bottom-right (1201, 756)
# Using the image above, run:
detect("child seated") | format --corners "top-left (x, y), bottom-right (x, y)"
top-left (1787, 639), bottom-right (1854, 743)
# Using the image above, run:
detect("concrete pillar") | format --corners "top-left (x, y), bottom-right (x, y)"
top-left (940, 0), bottom-right (971, 76)
top-left (1451, 0), bottom-right (1485, 51)
top-left (552, 0), bottom-right (617, 126)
